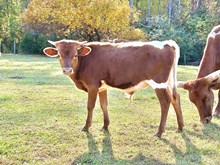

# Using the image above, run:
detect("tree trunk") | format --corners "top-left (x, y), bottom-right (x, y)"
top-left (168, 0), bottom-right (174, 22)
top-left (147, 0), bottom-right (151, 25)
top-left (176, 0), bottom-right (181, 20)
top-left (129, 0), bottom-right (134, 22)
top-left (191, 0), bottom-right (202, 12)
top-left (0, 41), bottom-right (1, 55)
top-left (157, 0), bottom-right (161, 16)
top-left (129, 0), bottom-right (133, 7)
top-left (135, 0), bottom-right (139, 9)
top-left (94, 29), bottom-right (101, 41)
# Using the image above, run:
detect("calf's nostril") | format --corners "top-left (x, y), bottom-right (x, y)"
top-left (69, 68), bottom-right (73, 73)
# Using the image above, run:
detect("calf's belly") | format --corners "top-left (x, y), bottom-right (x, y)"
top-left (99, 79), bottom-right (168, 93)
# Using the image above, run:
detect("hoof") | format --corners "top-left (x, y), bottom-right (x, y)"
top-left (101, 126), bottom-right (109, 132)
top-left (176, 128), bottom-right (183, 133)
top-left (154, 132), bottom-right (162, 138)
top-left (82, 127), bottom-right (89, 132)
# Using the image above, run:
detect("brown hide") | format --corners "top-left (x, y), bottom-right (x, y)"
top-left (198, 25), bottom-right (220, 78)
top-left (180, 25), bottom-right (220, 123)
top-left (44, 40), bottom-right (183, 137)
top-left (76, 43), bottom-right (174, 88)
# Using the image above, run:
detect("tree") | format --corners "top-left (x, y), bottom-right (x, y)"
top-left (0, 0), bottom-right (24, 53)
top-left (23, 0), bottom-right (145, 41)
top-left (133, 0), bottom-right (183, 25)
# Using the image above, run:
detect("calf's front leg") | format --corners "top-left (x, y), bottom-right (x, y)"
top-left (99, 90), bottom-right (110, 131)
top-left (82, 87), bottom-right (98, 131)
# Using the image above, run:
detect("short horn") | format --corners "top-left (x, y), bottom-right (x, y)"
top-left (205, 70), bottom-right (220, 83)
top-left (48, 40), bottom-right (56, 46)
top-left (177, 81), bottom-right (192, 90)
top-left (177, 81), bottom-right (186, 88)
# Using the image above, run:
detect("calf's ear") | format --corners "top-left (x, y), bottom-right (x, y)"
top-left (43, 47), bottom-right (58, 57)
top-left (77, 46), bottom-right (91, 56)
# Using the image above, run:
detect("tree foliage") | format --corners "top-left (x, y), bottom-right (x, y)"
top-left (22, 0), bottom-right (145, 41)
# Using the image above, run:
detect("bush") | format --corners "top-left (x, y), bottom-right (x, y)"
top-left (1, 38), bottom-right (16, 54)
top-left (19, 32), bottom-right (48, 54)
top-left (1, 43), bottom-right (11, 53)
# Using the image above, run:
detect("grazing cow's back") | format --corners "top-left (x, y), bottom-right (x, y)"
top-left (179, 25), bottom-right (220, 123)
top-left (198, 25), bottom-right (220, 78)
top-left (44, 40), bottom-right (183, 137)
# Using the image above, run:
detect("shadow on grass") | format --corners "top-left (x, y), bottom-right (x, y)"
top-left (160, 121), bottom-right (220, 164)
top-left (183, 121), bottom-right (220, 142)
top-left (202, 122), bottom-right (220, 141)
top-left (72, 132), bottom-right (170, 165)
top-left (161, 132), bottom-right (202, 164)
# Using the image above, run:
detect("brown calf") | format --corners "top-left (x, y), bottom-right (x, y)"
top-left (178, 25), bottom-right (220, 123)
top-left (43, 39), bottom-right (183, 137)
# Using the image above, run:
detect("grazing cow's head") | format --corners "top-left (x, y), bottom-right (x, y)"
top-left (43, 40), bottom-right (91, 75)
top-left (178, 70), bottom-right (220, 124)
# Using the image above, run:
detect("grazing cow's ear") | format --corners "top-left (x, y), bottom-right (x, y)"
top-left (77, 46), bottom-right (92, 56)
top-left (43, 47), bottom-right (58, 57)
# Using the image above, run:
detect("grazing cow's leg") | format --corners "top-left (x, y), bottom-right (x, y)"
top-left (99, 90), bottom-right (110, 131)
top-left (155, 89), bottom-right (171, 137)
top-left (169, 90), bottom-right (184, 132)
top-left (82, 86), bottom-right (99, 131)
top-left (214, 90), bottom-right (220, 117)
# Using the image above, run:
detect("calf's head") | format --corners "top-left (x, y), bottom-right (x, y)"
top-left (178, 70), bottom-right (220, 124)
top-left (43, 40), bottom-right (91, 75)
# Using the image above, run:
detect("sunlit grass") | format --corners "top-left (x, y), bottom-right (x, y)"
top-left (0, 54), bottom-right (219, 164)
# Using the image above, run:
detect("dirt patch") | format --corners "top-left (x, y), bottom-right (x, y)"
top-left (10, 76), bottom-right (25, 79)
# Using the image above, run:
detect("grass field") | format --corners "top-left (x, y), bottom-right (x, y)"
top-left (0, 54), bottom-right (220, 165)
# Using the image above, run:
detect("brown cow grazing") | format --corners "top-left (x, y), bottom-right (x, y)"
top-left (43, 39), bottom-right (183, 137)
top-left (178, 25), bottom-right (220, 124)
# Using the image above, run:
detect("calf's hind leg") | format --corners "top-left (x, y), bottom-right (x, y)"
top-left (82, 87), bottom-right (98, 131)
top-left (155, 89), bottom-right (171, 137)
top-left (167, 88), bottom-right (184, 132)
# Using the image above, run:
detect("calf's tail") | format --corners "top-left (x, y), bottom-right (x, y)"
top-left (166, 40), bottom-right (180, 97)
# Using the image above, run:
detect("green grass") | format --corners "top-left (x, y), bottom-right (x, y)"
top-left (0, 54), bottom-right (220, 165)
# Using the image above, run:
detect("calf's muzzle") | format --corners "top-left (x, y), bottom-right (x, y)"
top-left (63, 67), bottom-right (74, 75)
